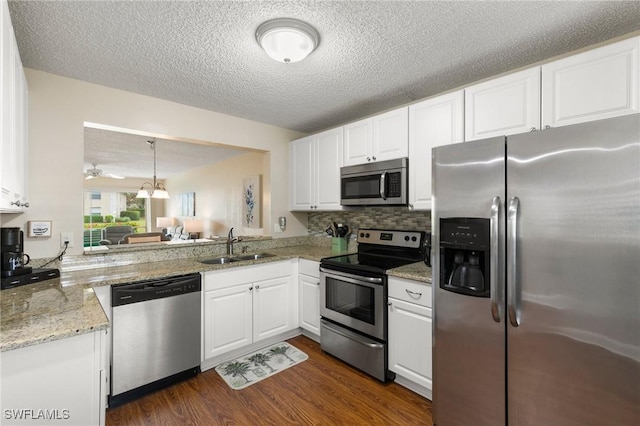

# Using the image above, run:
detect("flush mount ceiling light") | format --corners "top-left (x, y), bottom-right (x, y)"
top-left (136, 138), bottom-right (170, 199)
top-left (256, 18), bottom-right (320, 63)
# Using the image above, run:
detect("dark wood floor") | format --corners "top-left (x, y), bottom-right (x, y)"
top-left (106, 335), bottom-right (433, 425)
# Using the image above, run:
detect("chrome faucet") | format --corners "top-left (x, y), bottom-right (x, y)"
top-left (227, 227), bottom-right (239, 256)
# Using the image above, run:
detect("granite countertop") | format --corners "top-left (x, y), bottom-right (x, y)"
top-left (0, 244), bottom-right (431, 352)
top-left (387, 261), bottom-right (432, 283)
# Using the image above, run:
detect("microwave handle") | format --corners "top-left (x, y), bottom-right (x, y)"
top-left (380, 171), bottom-right (387, 200)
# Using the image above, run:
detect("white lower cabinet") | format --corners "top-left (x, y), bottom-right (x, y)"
top-left (388, 276), bottom-right (433, 400)
top-left (203, 261), bottom-right (298, 364)
top-left (298, 259), bottom-right (320, 339)
top-left (0, 331), bottom-right (107, 426)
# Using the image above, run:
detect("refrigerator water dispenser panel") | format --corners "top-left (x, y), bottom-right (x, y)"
top-left (440, 218), bottom-right (490, 297)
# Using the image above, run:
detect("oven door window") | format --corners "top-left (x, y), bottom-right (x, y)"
top-left (325, 275), bottom-right (375, 325)
top-left (342, 174), bottom-right (381, 200)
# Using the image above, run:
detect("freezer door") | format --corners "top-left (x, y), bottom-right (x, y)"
top-left (432, 137), bottom-right (506, 426)
top-left (506, 114), bottom-right (640, 425)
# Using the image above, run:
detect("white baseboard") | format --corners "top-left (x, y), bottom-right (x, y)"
top-left (394, 374), bottom-right (432, 401)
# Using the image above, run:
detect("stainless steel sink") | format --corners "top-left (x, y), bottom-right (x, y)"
top-left (235, 253), bottom-right (276, 261)
top-left (198, 256), bottom-right (237, 265)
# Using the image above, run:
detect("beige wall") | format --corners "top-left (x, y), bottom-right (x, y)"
top-left (3, 69), bottom-right (306, 258)
top-left (165, 151), bottom-right (266, 237)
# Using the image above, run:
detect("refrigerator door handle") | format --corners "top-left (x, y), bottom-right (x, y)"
top-left (507, 196), bottom-right (520, 327)
top-left (490, 196), bottom-right (502, 323)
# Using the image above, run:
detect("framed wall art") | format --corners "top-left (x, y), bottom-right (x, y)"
top-left (28, 221), bottom-right (52, 238)
top-left (243, 175), bottom-right (261, 228)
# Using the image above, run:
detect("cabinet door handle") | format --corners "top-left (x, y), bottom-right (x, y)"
top-left (366, 156), bottom-right (371, 162)
top-left (544, 125), bottom-right (551, 129)
top-left (249, 286), bottom-right (253, 291)
top-left (405, 289), bottom-right (422, 298)
top-left (255, 285), bottom-right (260, 290)
top-left (529, 127), bottom-right (537, 132)
top-left (372, 156), bottom-right (376, 161)
top-left (387, 302), bottom-right (392, 307)
top-left (23, 202), bottom-right (29, 208)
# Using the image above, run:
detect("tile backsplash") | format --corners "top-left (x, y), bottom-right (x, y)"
top-left (308, 208), bottom-right (431, 237)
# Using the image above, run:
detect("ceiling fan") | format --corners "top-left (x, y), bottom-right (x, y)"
top-left (85, 163), bottom-right (125, 180)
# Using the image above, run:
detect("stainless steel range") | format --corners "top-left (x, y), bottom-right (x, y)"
top-left (320, 229), bottom-right (426, 381)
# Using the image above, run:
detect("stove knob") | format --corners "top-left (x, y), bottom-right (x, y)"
top-left (412, 236), bottom-right (417, 242)
top-left (365, 233), bottom-right (370, 238)
top-left (404, 236), bottom-right (410, 241)
top-left (359, 232), bottom-right (365, 238)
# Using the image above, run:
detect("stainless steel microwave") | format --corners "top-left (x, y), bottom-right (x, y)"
top-left (340, 158), bottom-right (408, 206)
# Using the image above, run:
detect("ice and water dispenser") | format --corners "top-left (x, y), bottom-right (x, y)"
top-left (439, 218), bottom-right (490, 297)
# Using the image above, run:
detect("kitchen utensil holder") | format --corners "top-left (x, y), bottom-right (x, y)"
top-left (331, 237), bottom-right (348, 253)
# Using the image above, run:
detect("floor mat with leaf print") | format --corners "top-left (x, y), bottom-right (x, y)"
top-left (214, 341), bottom-right (308, 390)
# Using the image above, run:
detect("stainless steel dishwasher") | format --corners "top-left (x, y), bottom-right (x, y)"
top-left (110, 273), bottom-right (201, 406)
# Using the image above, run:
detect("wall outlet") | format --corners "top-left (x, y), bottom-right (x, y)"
top-left (61, 232), bottom-right (74, 248)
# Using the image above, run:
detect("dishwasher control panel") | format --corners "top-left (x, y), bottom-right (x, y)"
top-left (112, 273), bottom-right (201, 306)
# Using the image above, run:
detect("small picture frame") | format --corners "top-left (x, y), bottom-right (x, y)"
top-left (28, 221), bottom-right (52, 238)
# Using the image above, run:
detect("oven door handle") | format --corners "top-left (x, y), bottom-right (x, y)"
top-left (321, 320), bottom-right (385, 349)
top-left (319, 267), bottom-right (383, 284)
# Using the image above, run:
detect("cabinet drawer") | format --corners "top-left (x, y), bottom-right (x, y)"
top-left (204, 260), bottom-right (292, 292)
top-left (299, 259), bottom-right (319, 278)
top-left (388, 277), bottom-right (432, 308)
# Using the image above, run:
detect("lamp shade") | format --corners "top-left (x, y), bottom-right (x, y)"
top-left (136, 188), bottom-right (151, 198)
top-left (256, 18), bottom-right (320, 63)
top-left (151, 188), bottom-right (170, 199)
top-left (183, 219), bottom-right (203, 234)
top-left (156, 217), bottom-right (176, 228)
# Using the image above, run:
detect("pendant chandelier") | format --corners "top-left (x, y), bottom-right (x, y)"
top-left (136, 138), bottom-right (170, 199)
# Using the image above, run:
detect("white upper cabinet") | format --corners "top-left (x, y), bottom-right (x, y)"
top-left (343, 107), bottom-right (408, 166)
top-left (408, 91), bottom-right (464, 210)
top-left (372, 107), bottom-right (409, 162)
top-left (542, 37), bottom-right (640, 128)
top-left (290, 127), bottom-right (343, 211)
top-left (1, 0), bottom-right (29, 212)
top-left (343, 118), bottom-right (372, 166)
top-left (465, 67), bottom-right (541, 141)
top-left (315, 128), bottom-right (344, 210)
top-left (290, 135), bottom-right (314, 211)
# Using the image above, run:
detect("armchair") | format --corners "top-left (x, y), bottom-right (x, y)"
top-left (99, 225), bottom-right (135, 245)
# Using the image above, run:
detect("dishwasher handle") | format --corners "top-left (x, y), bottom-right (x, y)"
top-left (112, 273), bottom-right (201, 307)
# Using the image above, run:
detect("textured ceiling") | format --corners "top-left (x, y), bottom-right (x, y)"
top-left (13, 1), bottom-right (640, 180)
top-left (9, 0), bottom-right (640, 136)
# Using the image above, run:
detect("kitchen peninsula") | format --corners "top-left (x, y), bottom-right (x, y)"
top-left (1, 236), bottom-right (431, 426)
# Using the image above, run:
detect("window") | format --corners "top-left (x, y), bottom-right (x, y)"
top-left (83, 191), bottom-right (147, 247)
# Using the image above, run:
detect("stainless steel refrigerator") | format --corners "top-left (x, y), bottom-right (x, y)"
top-left (431, 113), bottom-right (640, 426)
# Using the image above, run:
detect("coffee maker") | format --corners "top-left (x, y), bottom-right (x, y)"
top-left (1, 227), bottom-right (32, 278)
